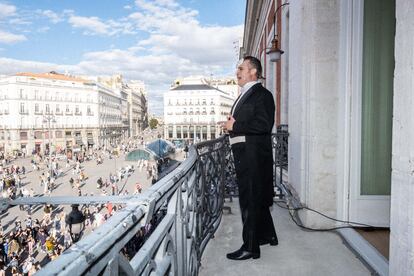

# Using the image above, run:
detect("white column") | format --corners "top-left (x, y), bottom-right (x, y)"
top-left (288, 0), bottom-right (340, 227)
top-left (390, 1), bottom-right (414, 274)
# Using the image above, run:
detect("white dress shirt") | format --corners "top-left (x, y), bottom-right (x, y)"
top-left (231, 81), bottom-right (259, 116)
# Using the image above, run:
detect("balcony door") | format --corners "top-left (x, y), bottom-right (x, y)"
top-left (349, 0), bottom-right (395, 227)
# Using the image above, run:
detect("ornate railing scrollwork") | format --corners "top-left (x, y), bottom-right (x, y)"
top-left (272, 124), bottom-right (289, 198)
top-left (34, 135), bottom-right (234, 276)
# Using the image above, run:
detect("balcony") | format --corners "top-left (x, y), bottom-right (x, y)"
top-left (4, 127), bottom-right (372, 275)
top-left (199, 197), bottom-right (369, 275)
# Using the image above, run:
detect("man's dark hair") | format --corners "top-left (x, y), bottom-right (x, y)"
top-left (243, 55), bottom-right (262, 79)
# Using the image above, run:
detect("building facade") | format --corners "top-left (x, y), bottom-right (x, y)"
top-left (0, 72), bottom-right (125, 155)
top-left (127, 80), bottom-right (148, 137)
top-left (163, 76), bottom-right (236, 141)
top-left (242, 0), bottom-right (413, 274)
top-left (94, 75), bottom-right (130, 143)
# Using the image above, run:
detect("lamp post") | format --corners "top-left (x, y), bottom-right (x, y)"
top-left (43, 115), bottom-right (56, 179)
top-left (266, 2), bottom-right (290, 62)
top-left (112, 131), bottom-right (117, 172)
top-left (65, 204), bottom-right (85, 242)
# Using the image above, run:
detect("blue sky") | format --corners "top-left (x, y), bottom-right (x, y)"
top-left (0, 0), bottom-right (246, 114)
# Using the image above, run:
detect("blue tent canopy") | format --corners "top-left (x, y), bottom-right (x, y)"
top-left (126, 139), bottom-right (175, 161)
top-left (146, 139), bottom-right (175, 159)
top-left (125, 149), bottom-right (153, 161)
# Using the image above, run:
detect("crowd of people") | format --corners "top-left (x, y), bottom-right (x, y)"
top-left (0, 132), bottom-right (179, 274)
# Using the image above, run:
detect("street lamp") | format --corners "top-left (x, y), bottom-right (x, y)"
top-left (112, 131), bottom-right (117, 172)
top-left (43, 115), bottom-right (56, 178)
top-left (266, 2), bottom-right (290, 62)
top-left (65, 204), bottom-right (85, 242)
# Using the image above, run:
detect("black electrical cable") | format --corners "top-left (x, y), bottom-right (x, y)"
top-left (274, 199), bottom-right (378, 231)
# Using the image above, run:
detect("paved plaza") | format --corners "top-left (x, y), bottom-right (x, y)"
top-left (0, 152), bottom-right (153, 235)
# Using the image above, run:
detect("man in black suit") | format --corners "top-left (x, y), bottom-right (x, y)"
top-left (222, 56), bottom-right (278, 260)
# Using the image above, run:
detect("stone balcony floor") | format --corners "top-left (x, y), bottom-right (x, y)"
top-left (200, 198), bottom-right (371, 276)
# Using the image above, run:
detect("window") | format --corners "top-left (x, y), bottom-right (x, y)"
top-left (66, 105), bottom-right (70, 113)
top-left (87, 105), bottom-right (92, 115)
top-left (360, 0), bottom-right (395, 195)
top-left (46, 104), bottom-right (50, 114)
top-left (56, 104), bottom-right (60, 113)
top-left (35, 103), bottom-right (40, 113)
top-left (34, 131), bottom-right (43, 139)
top-left (55, 131), bottom-right (63, 138)
top-left (20, 103), bottom-right (25, 114)
top-left (202, 99), bottom-right (206, 105)
top-left (20, 131), bottom-right (28, 140)
top-left (75, 105), bottom-right (80, 114)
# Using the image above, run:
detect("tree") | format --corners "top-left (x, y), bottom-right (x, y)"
top-left (149, 118), bottom-right (158, 129)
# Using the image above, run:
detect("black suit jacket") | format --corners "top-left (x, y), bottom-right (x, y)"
top-left (230, 83), bottom-right (275, 207)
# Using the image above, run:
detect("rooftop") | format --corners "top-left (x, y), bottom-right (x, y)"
top-left (170, 84), bottom-right (218, 91)
top-left (14, 71), bottom-right (88, 83)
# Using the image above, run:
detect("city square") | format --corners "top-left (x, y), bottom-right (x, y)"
top-left (1, 0), bottom-right (413, 275)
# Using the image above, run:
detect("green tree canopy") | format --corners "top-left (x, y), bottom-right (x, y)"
top-left (149, 118), bottom-right (158, 129)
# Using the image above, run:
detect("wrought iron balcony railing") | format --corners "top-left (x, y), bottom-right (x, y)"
top-left (5, 135), bottom-right (234, 276)
top-left (272, 125), bottom-right (289, 199)
top-left (3, 128), bottom-right (289, 276)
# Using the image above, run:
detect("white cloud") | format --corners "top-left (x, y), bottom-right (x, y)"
top-left (37, 26), bottom-right (50, 33)
top-left (0, 3), bottom-right (16, 18)
top-left (153, 0), bottom-right (179, 8)
top-left (0, 0), bottom-right (242, 114)
top-left (42, 10), bottom-right (63, 24)
top-left (129, 0), bottom-right (242, 68)
top-left (124, 5), bottom-right (132, 10)
top-left (0, 58), bottom-right (75, 74)
top-left (8, 17), bottom-right (31, 25)
top-left (67, 14), bottom-right (137, 36)
top-left (68, 15), bottom-right (109, 35)
top-left (0, 30), bottom-right (27, 44)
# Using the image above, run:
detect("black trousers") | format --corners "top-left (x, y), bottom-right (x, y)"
top-left (232, 144), bottom-right (277, 253)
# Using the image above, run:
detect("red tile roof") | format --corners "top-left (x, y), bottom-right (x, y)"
top-left (15, 72), bottom-right (87, 83)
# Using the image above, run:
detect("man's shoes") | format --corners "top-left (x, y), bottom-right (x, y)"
top-left (226, 248), bottom-right (260, 260)
top-left (259, 236), bottom-right (278, 246)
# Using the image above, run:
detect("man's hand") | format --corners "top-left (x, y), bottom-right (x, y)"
top-left (225, 116), bottom-right (235, 131)
top-left (218, 116), bottom-right (235, 132)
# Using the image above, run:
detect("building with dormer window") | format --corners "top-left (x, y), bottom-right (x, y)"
top-left (163, 76), bottom-right (237, 141)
